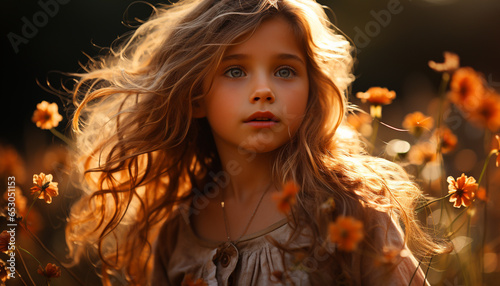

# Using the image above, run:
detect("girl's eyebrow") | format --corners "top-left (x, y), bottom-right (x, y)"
top-left (277, 53), bottom-right (306, 65)
top-left (221, 54), bottom-right (250, 62)
top-left (221, 53), bottom-right (305, 65)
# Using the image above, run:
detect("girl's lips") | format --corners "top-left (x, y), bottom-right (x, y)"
top-left (244, 111), bottom-right (279, 123)
top-left (244, 111), bottom-right (279, 128)
top-left (244, 121), bottom-right (279, 128)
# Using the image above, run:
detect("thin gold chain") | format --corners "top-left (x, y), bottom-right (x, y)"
top-left (221, 181), bottom-right (273, 244)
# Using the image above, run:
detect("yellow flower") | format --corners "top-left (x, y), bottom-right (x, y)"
top-left (37, 263), bottom-right (61, 279)
top-left (428, 51), bottom-right (460, 73)
top-left (31, 101), bottom-right (63, 130)
top-left (447, 174), bottom-right (477, 208)
top-left (402, 111), bottom-right (434, 138)
top-left (272, 181), bottom-right (299, 214)
top-left (356, 87), bottom-right (396, 106)
top-left (30, 173), bottom-right (59, 204)
top-left (328, 216), bottom-right (364, 252)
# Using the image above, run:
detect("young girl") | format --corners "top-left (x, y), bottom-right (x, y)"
top-left (64, 0), bottom-right (448, 285)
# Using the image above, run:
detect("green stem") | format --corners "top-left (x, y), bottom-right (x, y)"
top-left (454, 246), bottom-right (469, 286)
top-left (447, 207), bottom-right (470, 233)
top-left (478, 133), bottom-right (496, 284)
top-left (49, 128), bottom-right (71, 145)
top-left (18, 246), bottom-right (43, 267)
top-left (370, 117), bottom-right (380, 154)
top-left (15, 270), bottom-right (29, 286)
top-left (477, 150), bottom-right (497, 187)
top-left (423, 255), bottom-right (433, 285)
top-left (19, 223), bottom-right (85, 285)
top-left (408, 257), bottom-right (422, 286)
top-left (466, 211), bottom-right (471, 238)
top-left (435, 73), bottom-right (450, 130)
top-left (16, 248), bottom-right (36, 286)
top-left (438, 155), bottom-right (454, 230)
top-left (481, 201), bottom-right (487, 284)
top-left (446, 217), bottom-right (468, 238)
top-left (416, 193), bottom-right (453, 212)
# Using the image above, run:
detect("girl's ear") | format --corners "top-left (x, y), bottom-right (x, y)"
top-left (192, 98), bottom-right (207, 118)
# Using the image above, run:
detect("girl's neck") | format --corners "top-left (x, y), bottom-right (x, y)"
top-left (216, 145), bottom-right (276, 204)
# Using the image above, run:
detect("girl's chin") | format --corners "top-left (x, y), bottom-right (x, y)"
top-left (237, 142), bottom-right (286, 155)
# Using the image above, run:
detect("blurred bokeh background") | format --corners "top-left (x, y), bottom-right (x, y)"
top-left (2, 0), bottom-right (500, 285)
top-left (2, 0), bottom-right (500, 148)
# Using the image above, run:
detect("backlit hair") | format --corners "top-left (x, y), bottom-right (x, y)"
top-left (65, 0), bottom-right (447, 284)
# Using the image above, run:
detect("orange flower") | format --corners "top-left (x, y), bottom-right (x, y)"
top-left (448, 67), bottom-right (485, 111)
top-left (356, 87), bottom-right (396, 106)
top-left (447, 174), bottom-right (477, 208)
top-left (495, 135), bottom-right (500, 167)
top-left (428, 51), bottom-right (460, 73)
top-left (272, 181), bottom-right (299, 214)
top-left (181, 274), bottom-right (208, 286)
top-left (0, 231), bottom-right (9, 254)
top-left (30, 173), bottom-right (59, 204)
top-left (37, 263), bottom-right (61, 279)
top-left (476, 187), bottom-right (488, 202)
top-left (466, 91), bottom-right (500, 132)
top-left (328, 216), bottom-right (364, 252)
top-left (31, 101), bottom-right (63, 130)
top-left (0, 259), bottom-right (11, 283)
top-left (402, 111), bottom-right (434, 138)
top-left (434, 127), bottom-right (458, 154)
top-left (407, 142), bottom-right (437, 165)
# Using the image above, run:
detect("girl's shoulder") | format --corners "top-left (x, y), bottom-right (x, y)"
top-left (357, 207), bottom-right (429, 285)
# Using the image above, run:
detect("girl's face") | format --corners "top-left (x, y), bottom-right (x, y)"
top-left (199, 16), bottom-right (309, 154)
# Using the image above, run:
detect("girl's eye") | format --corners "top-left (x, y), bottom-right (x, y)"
top-left (224, 67), bottom-right (246, 78)
top-left (275, 67), bottom-right (296, 78)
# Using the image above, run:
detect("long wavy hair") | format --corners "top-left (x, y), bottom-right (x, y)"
top-left (65, 0), bottom-right (448, 284)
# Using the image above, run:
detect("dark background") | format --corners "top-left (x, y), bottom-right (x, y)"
top-left (2, 0), bottom-right (500, 149)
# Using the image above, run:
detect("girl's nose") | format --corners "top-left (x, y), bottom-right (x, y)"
top-left (250, 88), bottom-right (275, 104)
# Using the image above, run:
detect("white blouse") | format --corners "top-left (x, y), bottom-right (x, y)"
top-left (152, 204), bottom-right (428, 285)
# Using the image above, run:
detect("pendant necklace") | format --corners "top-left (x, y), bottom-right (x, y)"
top-left (213, 181), bottom-right (274, 267)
